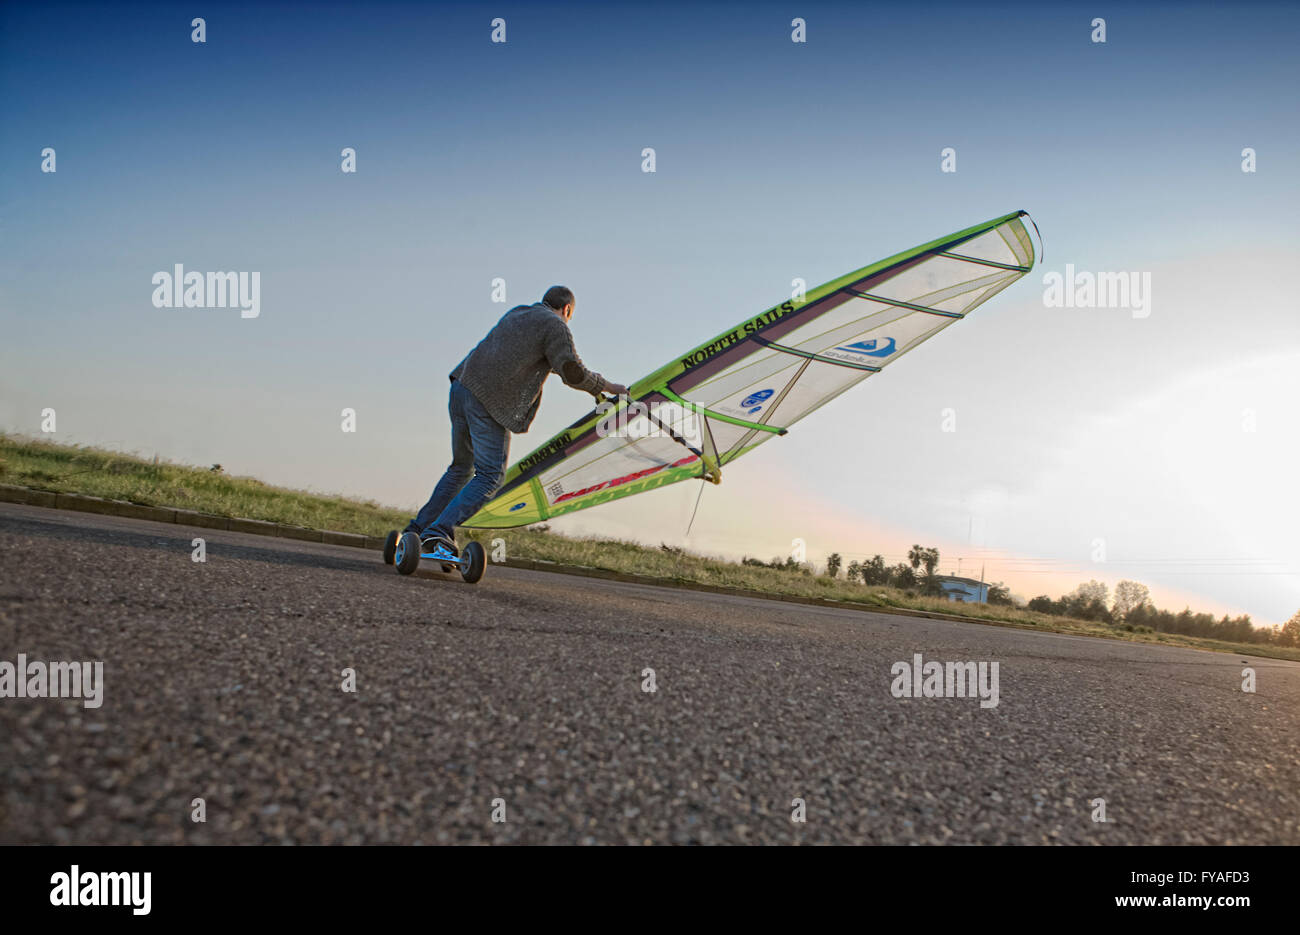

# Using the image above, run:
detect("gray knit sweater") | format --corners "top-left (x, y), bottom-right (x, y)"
top-left (450, 302), bottom-right (610, 433)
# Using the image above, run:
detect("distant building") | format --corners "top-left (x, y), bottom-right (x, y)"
top-left (935, 575), bottom-right (988, 604)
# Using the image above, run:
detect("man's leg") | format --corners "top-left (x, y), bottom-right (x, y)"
top-left (422, 383), bottom-right (510, 543)
top-left (405, 382), bottom-right (473, 533)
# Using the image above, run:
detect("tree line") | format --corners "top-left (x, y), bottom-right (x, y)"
top-left (1028, 579), bottom-right (1294, 646)
top-left (743, 544), bottom-right (1014, 604)
top-left (741, 545), bottom-right (1300, 647)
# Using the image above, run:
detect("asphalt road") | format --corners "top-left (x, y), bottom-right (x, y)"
top-left (1, 501), bottom-right (1296, 845)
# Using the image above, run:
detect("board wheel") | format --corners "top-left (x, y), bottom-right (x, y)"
top-left (394, 531), bottom-right (422, 576)
top-left (460, 540), bottom-right (486, 584)
top-left (382, 530), bottom-right (399, 565)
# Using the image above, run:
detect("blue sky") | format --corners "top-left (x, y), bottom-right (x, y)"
top-left (3, 1), bottom-right (1298, 624)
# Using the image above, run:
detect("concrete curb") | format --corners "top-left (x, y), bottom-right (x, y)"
top-left (0, 482), bottom-right (1017, 630)
top-left (0, 486), bottom-right (57, 509)
top-left (173, 508), bottom-right (230, 531)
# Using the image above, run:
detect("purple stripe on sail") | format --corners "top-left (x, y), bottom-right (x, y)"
top-left (670, 251), bottom-right (932, 394)
top-left (768, 253), bottom-right (933, 342)
top-left (667, 293), bottom-right (845, 393)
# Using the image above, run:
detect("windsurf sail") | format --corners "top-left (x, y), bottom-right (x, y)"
top-left (461, 210), bottom-right (1036, 529)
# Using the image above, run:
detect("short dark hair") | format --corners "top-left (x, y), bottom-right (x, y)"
top-left (543, 285), bottom-right (575, 310)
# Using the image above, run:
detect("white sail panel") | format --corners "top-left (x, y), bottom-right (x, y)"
top-left (760, 361), bottom-right (877, 429)
top-left (945, 225), bottom-right (1031, 267)
top-left (707, 416), bottom-right (779, 462)
top-left (688, 350), bottom-right (805, 411)
top-left (868, 261), bottom-right (1012, 307)
top-left (782, 304), bottom-right (953, 366)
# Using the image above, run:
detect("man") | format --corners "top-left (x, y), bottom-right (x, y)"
top-left (405, 286), bottom-right (628, 553)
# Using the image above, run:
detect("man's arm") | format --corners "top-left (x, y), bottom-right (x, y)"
top-left (542, 317), bottom-right (626, 397)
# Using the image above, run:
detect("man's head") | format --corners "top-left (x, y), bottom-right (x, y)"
top-left (543, 285), bottom-right (575, 322)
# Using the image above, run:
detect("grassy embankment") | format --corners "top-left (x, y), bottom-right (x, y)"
top-left (2, 433), bottom-right (1294, 661)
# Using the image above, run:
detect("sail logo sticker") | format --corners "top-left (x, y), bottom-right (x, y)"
top-left (836, 337), bottom-right (896, 357)
top-left (741, 389), bottom-right (774, 414)
top-left (678, 300), bottom-right (799, 369)
top-left (509, 502), bottom-right (527, 512)
top-left (516, 433), bottom-right (572, 472)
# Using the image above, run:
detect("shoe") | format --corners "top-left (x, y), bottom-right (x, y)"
top-left (420, 534), bottom-right (458, 559)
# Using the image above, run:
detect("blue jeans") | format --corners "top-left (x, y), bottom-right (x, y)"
top-left (407, 380), bottom-right (510, 543)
